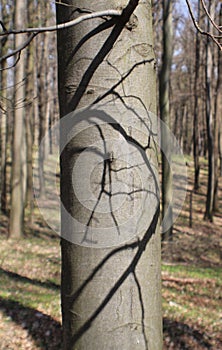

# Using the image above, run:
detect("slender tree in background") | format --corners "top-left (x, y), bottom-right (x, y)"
top-left (169, 16), bottom-right (205, 158)
top-left (0, 0), bottom-right (9, 214)
top-left (9, 0), bottom-right (27, 237)
top-left (219, 118), bottom-right (222, 177)
top-left (35, 1), bottom-right (55, 198)
top-left (0, 0), bottom-right (58, 231)
top-left (56, 0), bottom-right (162, 349)
top-left (36, 0), bottom-right (48, 198)
top-left (193, 0), bottom-right (201, 191)
top-left (204, 1), bottom-right (215, 222)
top-left (159, 0), bottom-right (173, 240)
top-left (213, 3), bottom-right (222, 212)
top-left (25, 0), bottom-right (35, 214)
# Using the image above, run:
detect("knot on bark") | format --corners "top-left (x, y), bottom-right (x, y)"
top-left (125, 14), bottom-right (138, 31)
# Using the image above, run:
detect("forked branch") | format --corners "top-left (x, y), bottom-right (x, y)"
top-left (185, 0), bottom-right (222, 50)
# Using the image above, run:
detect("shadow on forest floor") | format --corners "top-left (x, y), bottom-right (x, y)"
top-left (0, 267), bottom-right (60, 291)
top-left (163, 318), bottom-right (221, 350)
top-left (0, 297), bottom-right (62, 349)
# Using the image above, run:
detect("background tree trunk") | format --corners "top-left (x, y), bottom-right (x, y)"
top-left (193, 0), bottom-right (201, 191)
top-left (212, 3), bottom-right (222, 212)
top-left (25, 0), bottom-right (35, 215)
top-left (204, 2), bottom-right (215, 222)
top-left (57, 1), bottom-right (162, 349)
top-left (0, 0), bottom-right (9, 214)
top-left (9, 0), bottom-right (27, 238)
top-left (159, 0), bottom-right (173, 241)
top-left (36, 0), bottom-right (50, 198)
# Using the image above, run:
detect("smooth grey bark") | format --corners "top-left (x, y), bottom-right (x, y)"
top-left (219, 120), bottom-right (222, 177)
top-left (37, 40), bottom-right (46, 199)
top-left (0, 51), bottom-right (8, 215)
top-left (213, 4), bottom-right (222, 212)
top-left (9, 0), bottom-right (27, 237)
top-left (204, 2), bottom-right (215, 222)
top-left (36, 1), bottom-right (51, 198)
top-left (57, 1), bottom-right (162, 349)
top-left (0, 0), bottom-right (9, 214)
top-left (159, 0), bottom-right (173, 241)
top-left (25, 0), bottom-right (35, 214)
top-left (193, 1), bottom-right (201, 191)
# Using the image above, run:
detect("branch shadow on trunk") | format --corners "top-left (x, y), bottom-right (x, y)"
top-left (58, 1), bottom-right (160, 348)
top-left (64, 206), bottom-right (159, 347)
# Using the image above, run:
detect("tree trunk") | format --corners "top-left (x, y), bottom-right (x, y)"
top-left (9, 0), bottom-right (27, 238)
top-left (213, 3), bottom-right (222, 212)
top-left (159, 0), bottom-right (173, 241)
top-left (36, 1), bottom-right (50, 198)
top-left (204, 2), bottom-right (215, 222)
top-left (0, 58), bottom-right (8, 215)
top-left (219, 121), bottom-right (222, 177)
top-left (0, 0), bottom-right (9, 214)
top-left (193, 0), bottom-right (201, 191)
top-left (57, 1), bottom-right (162, 349)
top-left (25, 0), bottom-right (35, 214)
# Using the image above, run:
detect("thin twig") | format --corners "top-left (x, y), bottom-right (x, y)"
top-left (54, 1), bottom-right (92, 12)
top-left (0, 10), bottom-right (122, 36)
top-left (200, 0), bottom-right (222, 33)
top-left (54, 1), bottom-right (81, 7)
top-left (0, 20), bottom-right (7, 32)
top-left (0, 33), bottom-right (37, 63)
top-left (0, 54), bottom-right (21, 70)
top-left (185, 0), bottom-right (222, 50)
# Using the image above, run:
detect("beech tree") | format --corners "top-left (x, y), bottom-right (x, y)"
top-left (193, 0), bottom-right (201, 191)
top-left (159, 0), bottom-right (173, 241)
top-left (56, 0), bottom-right (162, 349)
top-left (9, 0), bottom-right (27, 237)
top-left (213, 3), bottom-right (222, 212)
top-left (0, 0), bottom-right (8, 214)
top-left (204, 1), bottom-right (215, 221)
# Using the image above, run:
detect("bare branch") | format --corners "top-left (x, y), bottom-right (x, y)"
top-left (54, 1), bottom-right (92, 12)
top-left (0, 10), bottom-right (121, 64)
top-left (0, 33), bottom-right (37, 63)
top-left (185, 0), bottom-right (222, 51)
top-left (0, 54), bottom-right (21, 71)
top-left (0, 20), bottom-right (7, 32)
top-left (54, 1), bottom-right (80, 7)
top-left (0, 10), bottom-right (122, 36)
top-left (200, 0), bottom-right (222, 33)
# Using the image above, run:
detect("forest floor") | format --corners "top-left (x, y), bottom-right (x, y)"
top-left (0, 156), bottom-right (221, 349)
